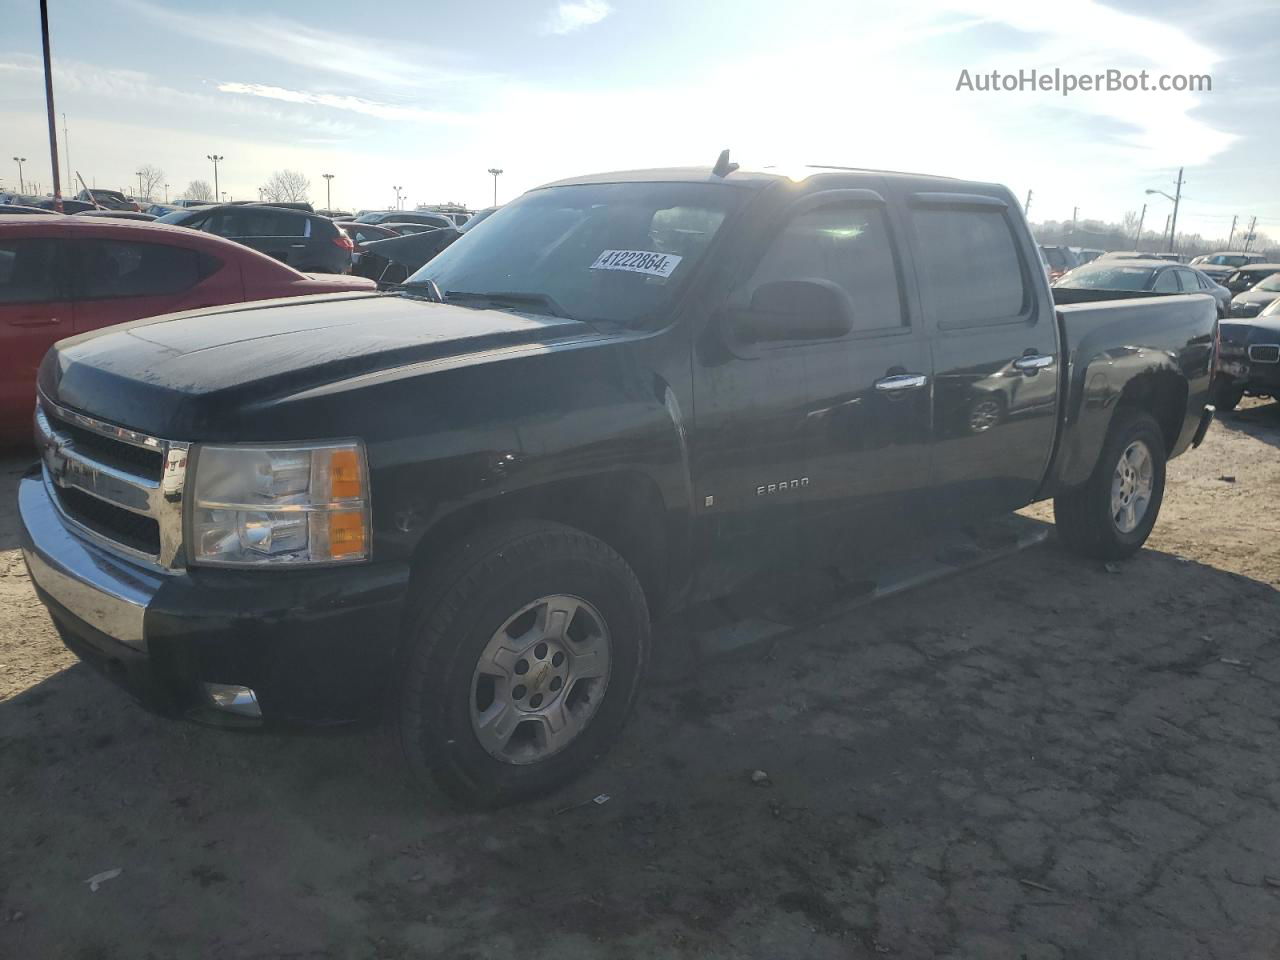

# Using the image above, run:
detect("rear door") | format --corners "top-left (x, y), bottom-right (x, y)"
top-left (0, 236), bottom-right (72, 435)
top-left (205, 208), bottom-right (307, 266)
top-left (69, 237), bottom-right (236, 334)
top-left (905, 194), bottom-right (1059, 523)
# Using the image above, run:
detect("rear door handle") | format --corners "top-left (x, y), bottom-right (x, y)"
top-left (1013, 354), bottom-right (1055, 372)
top-left (874, 373), bottom-right (929, 393)
top-left (8, 316), bottom-right (61, 327)
top-left (289, 243), bottom-right (307, 248)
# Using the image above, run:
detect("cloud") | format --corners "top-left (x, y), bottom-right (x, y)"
top-left (541, 0), bottom-right (611, 35)
top-left (118, 0), bottom-right (488, 91)
top-left (215, 82), bottom-right (478, 126)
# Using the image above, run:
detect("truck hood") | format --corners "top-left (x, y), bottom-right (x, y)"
top-left (42, 292), bottom-right (602, 436)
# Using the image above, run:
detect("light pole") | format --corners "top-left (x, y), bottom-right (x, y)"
top-left (487, 167), bottom-right (503, 206)
top-left (207, 154), bottom-right (223, 203)
top-left (1134, 203), bottom-right (1146, 247)
top-left (322, 173), bottom-right (334, 212)
top-left (1144, 167), bottom-right (1183, 253)
top-left (258, 186), bottom-right (265, 201)
top-left (13, 157), bottom-right (27, 194)
top-left (393, 185), bottom-right (403, 210)
top-left (164, 182), bottom-right (169, 203)
top-left (135, 170), bottom-right (144, 201)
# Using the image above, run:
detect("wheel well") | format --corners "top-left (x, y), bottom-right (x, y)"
top-left (1116, 370), bottom-right (1187, 453)
top-left (411, 472), bottom-right (670, 611)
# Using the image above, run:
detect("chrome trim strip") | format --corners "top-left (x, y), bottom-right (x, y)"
top-left (19, 473), bottom-right (162, 650)
top-left (37, 390), bottom-right (165, 451)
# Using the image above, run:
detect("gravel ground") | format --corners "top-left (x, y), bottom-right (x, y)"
top-left (1, 401), bottom-right (1278, 960)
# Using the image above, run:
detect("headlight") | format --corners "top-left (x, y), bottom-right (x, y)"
top-left (188, 441), bottom-right (370, 566)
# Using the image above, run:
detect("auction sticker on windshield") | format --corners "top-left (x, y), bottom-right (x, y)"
top-left (590, 250), bottom-right (682, 278)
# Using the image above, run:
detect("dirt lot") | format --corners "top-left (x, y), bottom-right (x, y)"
top-left (2, 402), bottom-right (1279, 960)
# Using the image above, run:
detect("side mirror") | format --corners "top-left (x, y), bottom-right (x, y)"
top-left (730, 279), bottom-right (852, 343)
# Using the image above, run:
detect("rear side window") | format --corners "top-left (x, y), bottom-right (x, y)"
top-left (75, 240), bottom-right (205, 299)
top-left (1152, 270), bottom-right (1179, 293)
top-left (0, 239), bottom-right (62, 303)
top-left (749, 204), bottom-right (905, 333)
top-left (910, 207), bottom-right (1029, 328)
top-left (306, 217), bottom-right (335, 237)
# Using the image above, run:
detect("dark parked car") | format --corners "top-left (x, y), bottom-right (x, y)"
top-left (1189, 251), bottom-right (1267, 283)
top-left (1071, 247), bottom-right (1104, 265)
top-left (0, 204), bottom-right (58, 216)
top-left (354, 210), bottom-right (454, 229)
top-left (335, 221), bottom-right (401, 248)
top-left (157, 204), bottom-right (354, 273)
top-left (353, 207), bottom-right (498, 284)
top-left (1039, 244), bottom-right (1079, 281)
top-left (19, 162), bottom-right (1215, 806)
top-left (1214, 296), bottom-right (1280, 410)
top-left (1223, 263), bottom-right (1280, 296)
top-left (75, 210), bottom-right (158, 222)
top-left (0, 215), bottom-right (375, 441)
top-left (1227, 271), bottom-right (1280, 318)
top-left (1055, 259), bottom-right (1231, 316)
top-left (74, 188), bottom-right (141, 212)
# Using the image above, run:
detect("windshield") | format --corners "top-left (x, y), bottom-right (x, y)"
top-left (1057, 264), bottom-right (1156, 290)
top-left (1207, 254), bottom-right (1249, 266)
top-left (408, 181), bottom-right (743, 326)
top-left (1255, 273), bottom-right (1280, 292)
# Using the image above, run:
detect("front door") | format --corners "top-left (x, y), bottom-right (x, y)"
top-left (691, 187), bottom-right (934, 597)
top-left (0, 236), bottom-right (72, 436)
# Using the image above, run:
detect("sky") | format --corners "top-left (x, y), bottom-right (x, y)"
top-left (0, 0), bottom-right (1276, 243)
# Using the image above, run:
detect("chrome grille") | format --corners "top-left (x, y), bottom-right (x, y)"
top-left (36, 395), bottom-right (189, 569)
top-left (1248, 344), bottom-right (1280, 364)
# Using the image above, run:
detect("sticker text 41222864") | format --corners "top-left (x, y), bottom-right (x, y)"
top-left (590, 249), bottom-right (683, 279)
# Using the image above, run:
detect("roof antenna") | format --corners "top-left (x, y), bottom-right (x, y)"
top-left (712, 149), bottom-right (738, 178)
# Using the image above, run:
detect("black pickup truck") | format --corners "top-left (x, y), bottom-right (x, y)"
top-left (20, 161), bottom-right (1217, 805)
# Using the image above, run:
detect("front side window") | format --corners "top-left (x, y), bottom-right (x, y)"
top-left (412, 181), bottom-right (744, 327)
top-left (911, 206), bottom-right (1028, 328)
top-left (0, 239), bottom-right (62, 303)
top-left (75, 240), bottom-right (205, 299)
top-left (748, 204), bottom-right (904, 333)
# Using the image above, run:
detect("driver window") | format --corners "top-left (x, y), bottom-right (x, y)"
top-left (749, 205), bottom-right (905, 333)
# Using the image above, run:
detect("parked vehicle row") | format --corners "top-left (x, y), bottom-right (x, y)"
top-left (17, 158), bottom-right (1217, 806)
top-left (156, 204), bottom-right (356, 274)
top-left (1053, 258), bottom-right (1232, 316)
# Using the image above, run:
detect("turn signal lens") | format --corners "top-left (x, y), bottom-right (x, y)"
top-left (327, 510), bottom-right (367, 558)
top-left (329, 449), bottom-right (363, 500)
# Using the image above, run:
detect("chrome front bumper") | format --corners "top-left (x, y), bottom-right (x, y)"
top-left (18, 470), bottom-right (164, 651)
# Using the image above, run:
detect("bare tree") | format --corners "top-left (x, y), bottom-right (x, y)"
top-left (183, 180), bottom-right (213, 202)
top-left (137, 164), bottom-right (165, 202)
top-left (262, 169), bottom-right (311, 203)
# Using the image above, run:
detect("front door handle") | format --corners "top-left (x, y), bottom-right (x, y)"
top-left (874, 373), bottom-right (929, 393)
top-left (8, 316), bottom-right (61, 327)
top-left (289, 243), bottom-right (307, 248)
top-left (1013, 354), bottom-right (1055, 372)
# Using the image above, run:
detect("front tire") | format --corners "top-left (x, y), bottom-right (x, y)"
top-left (1054, 411), bottom-right (1167, 560)
top-left (398, 521), bottom-right (649, 807)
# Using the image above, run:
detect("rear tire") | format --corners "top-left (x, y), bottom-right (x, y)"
top-left (398, 520), bottom-right (649, 807)
top-left (1054, 410), bottom-right (1167, 561)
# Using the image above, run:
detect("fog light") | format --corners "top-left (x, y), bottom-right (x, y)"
top-left (203, 682), bottom-right (262, 717)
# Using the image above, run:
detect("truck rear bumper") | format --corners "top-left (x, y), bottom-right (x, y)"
top-left (19, 469), bottom-right (410, 727)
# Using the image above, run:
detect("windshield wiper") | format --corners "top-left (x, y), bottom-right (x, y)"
top-left (395, 278), bottom-right (444, 302)
top-left (443, 290), bottom-right (570, 319)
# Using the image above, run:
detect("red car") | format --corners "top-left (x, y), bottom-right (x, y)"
top-left (0, 215), bottom-right (376, 442)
